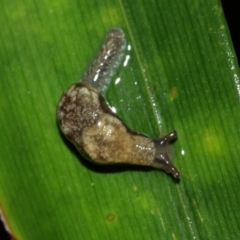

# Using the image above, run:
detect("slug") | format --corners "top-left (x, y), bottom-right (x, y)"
top-left (57, 28), bottom-right (180, 179)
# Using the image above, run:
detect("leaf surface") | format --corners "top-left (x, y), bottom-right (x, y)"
top-left (0, 0), bottom-right (239, 239)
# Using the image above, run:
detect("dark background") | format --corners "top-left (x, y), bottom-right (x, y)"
top-left (0, 1), bottom-right (239, 239)
top-left (222, 0), bottom-right (239, 65)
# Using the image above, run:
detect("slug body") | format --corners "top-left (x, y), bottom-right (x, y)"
top-left (57, 28), bottom-right (180, 179)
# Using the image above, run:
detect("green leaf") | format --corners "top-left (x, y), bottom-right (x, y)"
top-left (0, 0), bottom-right (240, 239)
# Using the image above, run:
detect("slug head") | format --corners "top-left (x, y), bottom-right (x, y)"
top-left (151, 131), bottom-right (180, 179)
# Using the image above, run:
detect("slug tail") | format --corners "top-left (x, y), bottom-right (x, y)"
top-left (151, 131), bottom-right (180, 179)
top-left (82, 28), bottom-right (127, 96)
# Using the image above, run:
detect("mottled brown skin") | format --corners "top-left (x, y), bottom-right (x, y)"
top-left (57, 83), bottom-right (180, 178)
top-left (57, 83), bottom-right (154, 164)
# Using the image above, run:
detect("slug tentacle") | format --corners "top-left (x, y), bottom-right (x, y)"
top-left (151, 131), bottom-right (180, 179)
top-left (57, 28), bottom-right (180, 180)
top-left (82, 28), bottom-right (126, 96)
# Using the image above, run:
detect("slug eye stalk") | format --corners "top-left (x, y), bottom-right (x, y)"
top-left (151, 131), bottom-right (180, 179)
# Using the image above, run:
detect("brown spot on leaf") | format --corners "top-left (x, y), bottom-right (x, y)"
top-left (170, 87), bottom-right (178, 101)
top-left (105, 213), bottom-right (116, 222)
